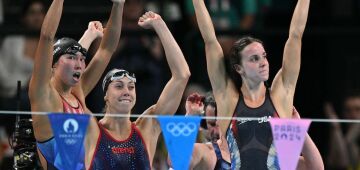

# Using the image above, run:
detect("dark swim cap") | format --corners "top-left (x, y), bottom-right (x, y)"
top-left (52, 37), bottom-right (87, 66)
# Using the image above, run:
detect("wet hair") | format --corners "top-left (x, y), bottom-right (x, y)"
top-left (226, 36), bottom-right (263, 88)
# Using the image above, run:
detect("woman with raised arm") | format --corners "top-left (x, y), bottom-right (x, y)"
top-left (29, 0), bottom-right (125, 169)
top-left (85, 11), bottom-right (190, 169)
top-left (192, 0), bottom-right (311, 169)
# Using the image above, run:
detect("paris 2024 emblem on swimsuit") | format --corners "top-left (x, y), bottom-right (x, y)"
top-left (62, 118), bottom-right (80, 145)
top-left (48, 113), bottom-right (90, 170)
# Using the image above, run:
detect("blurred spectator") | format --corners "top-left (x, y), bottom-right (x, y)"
top-left (203, 92), bottom-right (219, 141)
top-left (0, 127), bottom-right (11, 168)
top-left (185, 92), bottom-right (220, 144)
top-left (0, 3), bottom-right (46, 162)
top-left (178, 83), bottom-right (206, 115)
top-left (0, 0), bottom-right (46, 111)
top-left (188, 92), bottom-right (220, 141)
top-left (325, 89), bottom-right (360, 170)
top-left (183, 92), bottom-right (231, 169)
top-left (86, 0), bottom-right (166, 115)
top-left (0, 6), bottom-right (46, 167)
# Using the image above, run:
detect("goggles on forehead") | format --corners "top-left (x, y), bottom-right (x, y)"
top-left (102, 69), bottom-right (136, 92)
top-left (64, 45), bottom-right (87, 57)
top-left (110, 70), bottom-right (136, 82)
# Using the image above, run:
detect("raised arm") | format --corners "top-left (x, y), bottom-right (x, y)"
top-left (192, 0), bottom-right (227, 91)
top-left (134, 12), bottom-right (190, 162)
top-left (80, 0), bottom-right (125, 96)
top-left (192, 0), bottom-right (238, 136)
top-left (29, 0), bottom-right (64, 100)
top-left (138, 11), bottom-right (190, 115)
top-left (282, 0), bottom-right (309, 86)
top-left (271, 0), bottom-right (310, 117)
top-left (78, 21), bottom-right (104, 50)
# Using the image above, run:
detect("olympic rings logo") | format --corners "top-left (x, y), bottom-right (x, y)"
top-left (166, 122), bottom-right (197, 137)
top-left (65, 139), bottom-right (77, 145)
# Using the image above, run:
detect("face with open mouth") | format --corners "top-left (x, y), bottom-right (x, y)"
top-left (54, 52), bottom-right (86, 86)
top-left (72, 72), bottom-right (81, 82)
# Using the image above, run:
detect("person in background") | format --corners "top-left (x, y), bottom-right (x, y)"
top-left (0, 0), bottom-right (46, 111)
top-left (325, 89), bottom-right (360, 170)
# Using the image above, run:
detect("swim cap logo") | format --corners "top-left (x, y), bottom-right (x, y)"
top-left (53, 47), bottom-right (61, 55)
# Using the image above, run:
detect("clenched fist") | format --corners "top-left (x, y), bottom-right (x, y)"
top-left (87, 21), bottom-right (104, 38)
top-left (138, 11), bottom-right (163, 29)
top-left (185, 93), bottom-right (205, 116)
